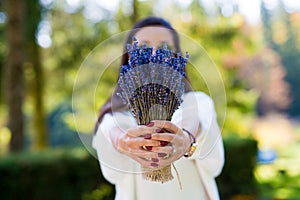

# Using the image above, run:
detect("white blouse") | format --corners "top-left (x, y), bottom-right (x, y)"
top-left (93, 91), bottom-right (225, 200)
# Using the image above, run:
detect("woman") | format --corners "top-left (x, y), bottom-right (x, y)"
top-left (93, 16), bottom-right (224, 200)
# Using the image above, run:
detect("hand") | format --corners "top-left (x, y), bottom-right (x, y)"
top-left (148, 120), bottom-right (192, 167)
top-left (109, 121), bottom-right (192, 169)
top-left (109, 125), bottom-right (165, 167)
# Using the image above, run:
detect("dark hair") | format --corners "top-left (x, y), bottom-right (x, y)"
top-left (94, 16), bottom-right (192, 133)
top-left (121, 16), bottom-right (181, 66)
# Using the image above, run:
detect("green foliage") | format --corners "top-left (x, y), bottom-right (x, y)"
top-left (0, 148), bottom-right (114, 200)
top-left (255, 140), bottom-right (300, 199)
top-left (216, 136), bottom-right (258, 199)
top-left (261, 2), bottom-right (300, 116)
top-left (0, 139), bottom-right (258, 199)
top-left (82, 184), bottom-right (114, 200)
top-left (180, 4), bottom-right (259, 134)
top-left (43, 3), bottom-right (112, 110)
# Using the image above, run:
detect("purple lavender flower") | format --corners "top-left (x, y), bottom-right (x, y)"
top-left (118, 38), bottom-right (189, 125)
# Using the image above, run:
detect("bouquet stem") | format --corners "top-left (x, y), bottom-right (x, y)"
top-left (142, 165), bottom-right (173, 183)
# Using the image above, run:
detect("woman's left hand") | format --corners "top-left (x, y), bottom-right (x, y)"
top-left (146, 120), bottom-right (192, 167)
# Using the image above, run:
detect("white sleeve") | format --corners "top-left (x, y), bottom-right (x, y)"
top-left (92, 112), bottom-right (140, 184)
top-left (172, 92), bottom-right (225, 177)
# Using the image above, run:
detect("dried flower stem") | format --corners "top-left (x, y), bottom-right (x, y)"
top-left (117, 39), bottom-right (189, 183)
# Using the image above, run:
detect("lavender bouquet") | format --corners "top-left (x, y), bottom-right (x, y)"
top-left (117, 38), bottom-right (189, 183)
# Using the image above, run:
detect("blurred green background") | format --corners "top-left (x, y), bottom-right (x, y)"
top-left (1, 0), bottom-right (300, 199)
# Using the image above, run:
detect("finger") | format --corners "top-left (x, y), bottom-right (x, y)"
top-left (151, 133), bottom-right (175, 142)
top-left (151, 146), bottom-right (174, 155)
top-left (126, 126), bottom-right (158, 137)
top-left (130, 147), bottom-right (169, 162)
top-left (134, 150), bottom-right (158, 158)
top-left (130, 137), bottom-right (161, 147)
top-left (158, 158), bottom-right (174, 167)
top-left (151, 120), bottom-right (180, 134)
top-left (131, 154), bottom-right (161, 168)
top-left (154, 152), bottom-right (178, 167)
top-left (124, 145), bottom-right (158, 156)
top-left (131, 155), bottom-right (150, 167)
top-left (158, 150), bottom-right (183, 166)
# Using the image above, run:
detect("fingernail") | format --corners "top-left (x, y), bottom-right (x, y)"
top-left (146, 122), bottom-right (154, 127)
top-left (155, 129), bottom-right (163, 133)
top-left (152, 158), bottom-right (159, 162)
top-left (145, 146), bottom-right (152, 151)
top-left (144, 134), bottom-right (152, 139)
top-left (158, 153), bottom-right (167, 157)
top-left (160, 141), bottom-right (169, 146)
top-left (150, 163), bottom-right (159, 167)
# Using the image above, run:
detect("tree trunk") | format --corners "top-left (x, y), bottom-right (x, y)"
top-left (27, 40), bottom-right (48, 150)
top-left (24, 0), bottom-right (48, 150)
top-left (5, 0), bottom-right (26, 152)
